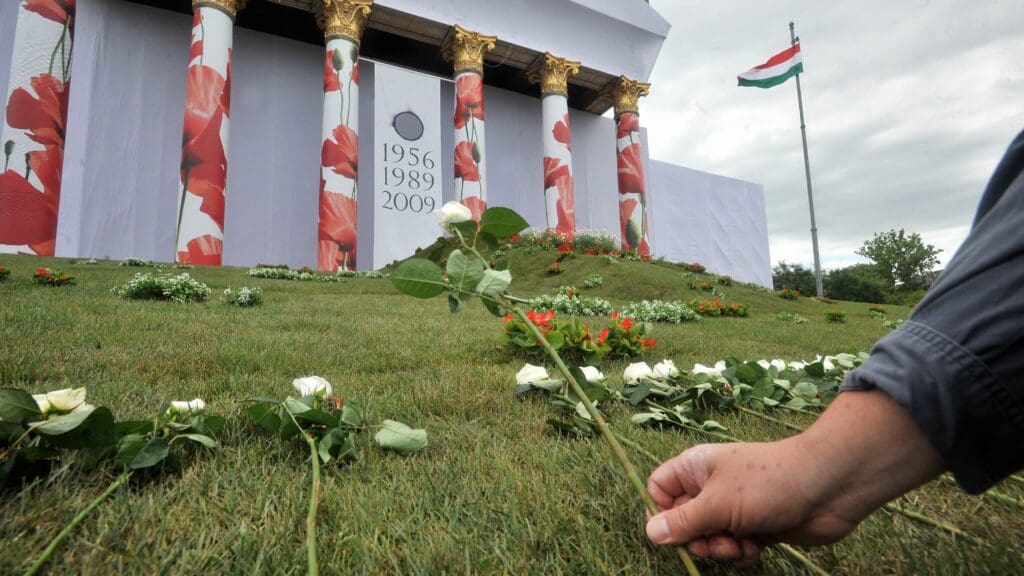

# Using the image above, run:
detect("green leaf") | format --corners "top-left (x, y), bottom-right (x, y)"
top-left (804, 362), bottom-right (825, 378)
top-left (176, 433), bottom-right (218, 449)
top-left (374, 420), bottom-right (428, 454)
top-left (476, 269), bottom-right (512, 297)
top-left (0, 421), bottom-right (21, 442)
top-left (792, 381), bottom-right (819, 400)
top-left (116, 420), bottom-right (156, 436)
top-left (448, 293), bottom-right (464, 313)
top-left (47, 407), bottom-right (116, 449)
top-left (784, 397), bottom-right (808, 411)
top-left (278, 407), bottom-right (299, 441)
top-left (340, 405), bottom-right (363, 429)
top-left (245, 404), bottom-right (281, 434)
top-left (0, 388), bottom-right (42, 423)
top-left (481, 296), bottom-right (505, 317)
top-left (318, 428), bottom-right (356, 464)
top-left (284, 397), bottom-right (312, 415)
top-left (129, 437), bottom-right (170, 470)
top-left (733, 364), bottom-right (757, 384)
top-left (247, 396), bottom-right (281, 404)
top-left (115, 434), bottom-right (146, 467)
top-left (31, 406), bottom-right (95, 436)
top-left (545, 331), bottom-right (565, 350)
top-left (446, 250), bottom-right (485, 296)
top-left (480, 207), bottom-right (529, 239)
top-left (632, 412), bottom-right (667, 425)
top-left (390, 259), bottom-right (447, 299)
top-left (295, 409), bottom-right (340, 428)
top-left (701, 420), bottom-right (728, 432)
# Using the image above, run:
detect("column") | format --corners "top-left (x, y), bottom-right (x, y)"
top-left (528, 52), bottom-right (580, 240)
top-left (0, 0), bottom-right (76, 256)
top-left (317, 0), bottom-right (372, 272)
top-left (608, 76), bottom-right (651, 256)
top-left (442, 25), bottom-right (496, 223)
top-left (175, 0), bottom-right (245, 265)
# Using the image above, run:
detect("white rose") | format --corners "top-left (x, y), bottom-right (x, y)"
top-left (434, 201), bottom-right (473, 226)
top-left (822, 356), bottom-right (836, 372)
top-left (515, 363), bottom-right (549, 385)
top-left (790, 361), bottom-right (806, 370)
top-left (579, 366), bottom-right (605, 382)
top-left (756, 360), bottom-right (771, 369)
top-left (771, 359), bottom-right (787, 371)
top-left (692, 360), bottom-right (727, 378)
top-left (32, 394), bottom-right (51, 415)
top-left (170, 398), bottom-right (206, 414)
top-left (652, 360), bottom-right (679, 380)
top-left (623, 362), bottom-right (653, 384)
top-left (293, 376), bottom-right (333, 398)
top-left (46, 388), bottom-right (87, 413)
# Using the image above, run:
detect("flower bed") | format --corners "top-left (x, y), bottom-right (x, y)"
top-left (0, 265), bottom-right (10, 282)
top-left (618, 299), bottom-right (700, 323)
top-left (777, 287), bottom-right (801, 300)
top-left (223, 286), bottom-right (263, 307)
top-left (33, 267), bottom-right (75, 286)
top-left (113, 272), bottom-right (211, 303)
top-left (687, 297), bottom-right (749, 317)
top-left (825, 308), bottom-right (847, 323)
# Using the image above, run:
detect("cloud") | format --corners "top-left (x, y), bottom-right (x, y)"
top-left (645, 0), bottom-right (1024, 269)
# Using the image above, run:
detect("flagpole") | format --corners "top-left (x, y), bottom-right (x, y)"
top-left (790, 21), bottom-right (823, 296)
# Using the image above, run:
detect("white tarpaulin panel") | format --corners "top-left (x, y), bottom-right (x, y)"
top-left (648, 160), bottom-right (772, 287)
top-left (372, 63), bottom-right (444, 269)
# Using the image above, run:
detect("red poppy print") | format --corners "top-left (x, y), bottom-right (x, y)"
top-left (0, 170), bottom-right (58, 248)
top-left (221, 48), bottom-right (232, 117)
top-left (189, 11), bottom-right (203, 63)
top-left (617, 142), bottom-right (645, 196)
top-left (461, 196), bottom-right (486, 224)
top-left (351, 61), bottom-right (359, 86)
top-left (619, 198), bottom-right (637, 244)
top-left (553, 173), bottom-right (575, 239)
top-left (177, 234), bottom-right (222, 265)
top-left (23, 0), bottom-right (74, 27)
top-left (321, 124), bottom-right (358, 180)
top-left (543, 156), bottom-right (569, 190)
top-left (454, 73), bottom-right (484, 130)
top-left (319, 190), bottom-right (357, 254)
top-left (553, 113), bottom-right (571, 151)
top-left (616, 112), bottom-right (639, 139)
top-left (324, 49), bottom-right (340, 92)
top-left (6, 74), bottom-right (68, 148)
top-left (28, 145), bottom-right (63, 198)
top-left (454, 141), bottom-right (479, 182)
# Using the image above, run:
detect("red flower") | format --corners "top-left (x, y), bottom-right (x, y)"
top-left (35, 267), bottom-right (47, 275)
top-left (177, 234), bottom-right (222, 265)
top-left (6, 74), bottom-right (68, 148)
top-left (598, 328), bottom-right (609, 345)
top-left (617, 142), bottom-right (645, 196)
top-left (611, 311), bottom-right (619, 319)
top-left (321, 124), bottom-right (358, 180)
top-left (454, 74), bottom-right (484, 130)
top-left (23, 0), bottom-right (74, 26)
top-left (324, 49), bottom-right (340, 92)
top-left (616, 112), bottom-right (639, 139)
top-left (553, 173), bottom-right (575, 241)
top-left (553, 113), bottom-right (571, 151)
top-left (543, 157), bottom-right (569, 190)
top-left (0, 170), bottom-right (58, 251)
top-left (557, 243), bottom-right (573, 253)
top-left (508, 235), bottom-right (520, 244)
top-left (318, 189), bottom-right (358, 271)
top-left (621, 317), bottom-right (633, 331)
top-left (180, 65), bottom-right (228, 230)
top-left (642, 338), bottom-right (656, 348)
top-left (351, 61), bottom-right (359, 86)
top-left (454, 141), bottom-right (479, 182)
top-left (461, 196), bottom-right (486, 224)
top-left (503, 314), bottom-right (513, 324)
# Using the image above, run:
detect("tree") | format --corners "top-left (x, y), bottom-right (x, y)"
top-left (772, 261), bottom-right (816, 295)
top-left (855, 228), bottom-right (941, 291)
top-left (825, 264), bottom-right (889, 303)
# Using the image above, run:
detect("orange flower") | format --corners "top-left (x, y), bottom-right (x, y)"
top-left (642, 338), bottom-right (656, 348)
top-left (35, 267), bottom-right (46, 275)
top-left (503, 314), bottom-right (513, 324)
top-left (621, 318), bottom-right (633, 331)
top-left (598, 328), bottom-right (609, 345)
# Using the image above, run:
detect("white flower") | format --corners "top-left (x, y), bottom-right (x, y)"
top-left (652, 360), bottom-right (680, 380)
top-left (169, 398), bottom-right (206, 414)
top-left (623, 362), bottom-right (653, 384)
top-left (579, 366), bottom-right (605, 382)
top-left (32, 394), bottom-right (51, 415)
top-left (45, 388), bottom-right (87, 413)
top-left (790, 361), bottom-right (806, 370)
top-left (771, 359), bottom-right (787, 371)
top-left (515, 363), bottom-right (549, 385)
top-left (815, 355), bottom-right (836, 372)
top-left (293, 376), bottom-right (333, 398)
top-left (691, 361), bottom-right (727, 378)
top-left (756, 360), bottom-right (770, 369)
top-left (434, 201), bottom-right (473, 226)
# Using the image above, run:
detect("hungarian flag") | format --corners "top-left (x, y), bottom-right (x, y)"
top-left (738, 43), bottom-right (803, 88)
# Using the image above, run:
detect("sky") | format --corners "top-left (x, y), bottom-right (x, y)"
top-left (644, 0), bottom-right (1024, 271)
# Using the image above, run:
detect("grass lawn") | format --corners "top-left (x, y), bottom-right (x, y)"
top-left (1, 253), bottom-right (1022, 575)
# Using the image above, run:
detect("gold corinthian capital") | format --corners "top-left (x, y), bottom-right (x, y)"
top-left (316, 0), bottom-right (374, 45)
top-left (442, 25), bottom-right (497, 76)
top-left (605, 75), bottom-right (651, 118)
top-left (527, 52), bottom-right (581, 97)
top-left (192, 0), bottom-right (247, 21)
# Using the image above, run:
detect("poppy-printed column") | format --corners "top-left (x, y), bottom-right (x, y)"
top-left (608, 76), bottom-right (651, 256)
top-left (176, 0), bottom-right (245, 265)
top-left (442, 25), bottom-right (496, 223)
top-left (0, 0), bottom-right (75, 256)
top-left (317, 0), bottom-right (372, 272)
top-left (527, 52), bottom-right (580, 240)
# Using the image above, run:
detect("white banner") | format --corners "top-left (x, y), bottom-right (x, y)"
top-left (372, 63), bottom-right (443, 269)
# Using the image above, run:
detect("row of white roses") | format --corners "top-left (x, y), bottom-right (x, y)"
top-left (31, 376), bottom-right (336, 420)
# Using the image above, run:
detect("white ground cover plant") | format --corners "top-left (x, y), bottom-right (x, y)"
top-left (118, 257), bottom-right (152, 267)
top-left (530, 291), bottom-right (614, 317)
top-left (583, 273), bottom-right (604, 288)
top-left (776, 311), bottom-right (808, 324)
top-left (223, 286), bottom-right (263, 307)
top-left (618, 300), bottom-right (700, 323)
top-left (112, 272), bottom-right (212, 303)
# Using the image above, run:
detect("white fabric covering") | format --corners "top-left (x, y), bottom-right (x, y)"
top-left (647, 160), bottom-right (772, 287)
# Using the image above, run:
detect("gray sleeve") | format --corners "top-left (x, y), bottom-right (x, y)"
top-left (840, 138), bottom-right (1024, 493)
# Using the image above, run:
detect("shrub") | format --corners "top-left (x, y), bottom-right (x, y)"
top-left (544, 261), bottom-right (562, 275)
top-left (0, 266), bottom-right (10, 282)
top-left (223, 286), bottom-right (263, 307)
top-left (824, 264), bottom-right (889, 304)
top-left (119, 257), bottom-right (151, 267)
top-left (686, 262), bottom-right (706, 273)
top-left (687, 298), bottom-right (749, 317)
top-left (74, 259), bottom-right (99, 266)
top-left (518, 228), bottom-right (569, 249)
top-left (601, 313), bottom-right (657, 358)
top-left (869, 304), bottom-right (886, 315)
top-left (572, 230), bottom-right (618, 254)
top-left (777, 288), bottom-right (801, 300)
top-left (530, 289), bottom-right (614, 317)
top-left (33, 267), bottom-right (75, 286)
top-left (583, 273), bottom-right (604, 289)
top-left (113, 272), bottom-right (211, 303)
top-left (776, 312), bottom-right (808, 324)
top-left (716, 275), bottom-right (733, 286)
top-left (689, 280), bottom-right (714, 292)
top-left (883, 318), bottom-right (905, 330)
top-left (503, 311), bottom-right (609, 363)
top-left (825, 309), bottom-right (847, 323)
top-left (248, 267), bottom-right (314, 281)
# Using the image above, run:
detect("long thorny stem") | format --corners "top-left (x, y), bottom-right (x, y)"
top-left (24, 471), bottom-right (133, 576)
top-left (286, 410), bottom-right (321, 576)
top-left (510, 307), bottom-right (701, 576)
